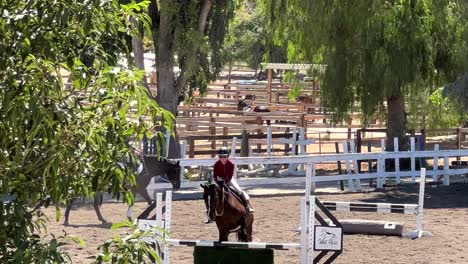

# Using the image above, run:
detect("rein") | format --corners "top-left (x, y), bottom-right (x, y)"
top-left (215, 187), bottom-right (225, 216)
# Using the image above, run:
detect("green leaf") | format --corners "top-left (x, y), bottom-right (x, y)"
top-left (111, 221), bottom-right (133, 230)
top-left (67, 235), bottom-right (86, 247)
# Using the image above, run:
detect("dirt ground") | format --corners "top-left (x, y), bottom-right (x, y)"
top-left (43, 182), bottom-right (468, 264)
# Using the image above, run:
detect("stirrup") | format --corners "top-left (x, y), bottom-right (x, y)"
top-left (247, 206), bottom-right (255, 214)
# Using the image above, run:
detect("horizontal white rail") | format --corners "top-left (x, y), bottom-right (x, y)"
top-left (170, 149), bottom-right (468, 167)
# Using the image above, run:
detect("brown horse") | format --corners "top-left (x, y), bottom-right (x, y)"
top-left (201, 183), bottom-right (254, 242)
top-left (237, 99), bottom-right (270, 113)
top-left (238, 99), bottom-right (271, 126)
top-left (64, 155), bottom-right (181, 225)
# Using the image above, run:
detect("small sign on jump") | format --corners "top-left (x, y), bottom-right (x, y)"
top-left (314, 226), bottom-right (343, 251)
top-left (138, 219), bottom-right (159, 244)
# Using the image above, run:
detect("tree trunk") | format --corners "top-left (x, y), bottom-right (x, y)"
top-left (155, 0), bottom-right (180, 159)
top-left (150, 0), bottom-right (213, 159)
top-left (131, 18), bottom-right (150, 94)
top-left (386, 94), bottom-right (408, 151)
top-left (228, 60), bottom-right (233, 84)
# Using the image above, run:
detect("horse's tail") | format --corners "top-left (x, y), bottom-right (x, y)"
top-left (237, 220), bottom-right (248, 242)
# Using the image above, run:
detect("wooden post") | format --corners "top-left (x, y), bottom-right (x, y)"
top-left (367, 142), bottom-right (372, 172)
top-left (210, 117), bottom-right (216, 157)
top-left (224, 83), bottom-right (228, 99)
top-left (284, 128), bottom-right (290, 156)
top-left (256, 116), bottom-right (263, 153)
top-left (240, 130), bottom-right (249, 169)
top-left (335, 142), bottom-right (344, 191)
top-left (356, 129), bottom-right (362, 172)
top-left (367, 142), bottom-right (374, 187)
top-left (342, 140), bottom-right (355, 191)
top-left (310, 79), bottom-right (316, 114)
top-left (223, 127), bottom-right (228, 147)
top-left (267, 68), bottom-right (273, 103)
top-left (298, 114), bottom-right (306, 135)
top-left (356, 129), bottom-right (362, 153)
top-left (318, 133), bottom-right (322, 155)
top-left (456, 127), bottom-right (461, 162)
top-left (189, 137), bottom-right (195, 158)
top-left (420, 129), bottom-right (426, 150)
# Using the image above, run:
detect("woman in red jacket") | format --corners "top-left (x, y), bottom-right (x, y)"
top-left (213, 147), bottom-right (255, 214)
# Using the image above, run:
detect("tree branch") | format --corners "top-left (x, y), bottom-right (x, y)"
top-left (175, 0), bottom-right (212, 94)
top-left (198, 0), bottom-right (212, 32)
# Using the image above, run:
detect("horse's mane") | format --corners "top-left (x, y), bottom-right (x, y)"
top-left (140, 155), bottom-right (181, 189)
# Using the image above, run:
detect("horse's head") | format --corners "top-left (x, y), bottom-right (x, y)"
top-left (140, 155), bottom-right (181, 189)
top-left (160, 158), bottom-right (181, 189)
top-left (296, 95), bottom-right (312, 104)
top-left (237, 99), bottom-right (249, 111)
top-left (201, 183), bottom-right (224, 221)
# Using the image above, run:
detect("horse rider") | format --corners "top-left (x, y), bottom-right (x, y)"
top-left (213, 147), bottom-right (255, 214)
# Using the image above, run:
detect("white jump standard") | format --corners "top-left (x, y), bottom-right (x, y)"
top-left (304, 165), bottom-right (432, 239)
top-left (139, 165), bottom-right (433, 263)
top-left (138, 189), bottom-right (342, 264)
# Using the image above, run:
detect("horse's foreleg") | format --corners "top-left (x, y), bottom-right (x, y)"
top-left (64, 199), bottom-right (74, 225)
top-left (137, 187), bottom-right (152, 205)
top-left (237, 220), bottom-right (250, 242)
top-left (126, 187), bottom-right (152, 221)
top-left (219, 231), bottom-right (229, 242)
top-left (127, 205), bottom-right (133, 221)
top-left (93, 191), bottom-right (107, 224)
top-left (245, 221), bottom-right (253, 242)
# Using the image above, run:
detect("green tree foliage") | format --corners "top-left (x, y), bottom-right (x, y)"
top-left (96, 221), bottom-right (163, 264)
top-left (223, 2), bottom-right (287, 75)
top-left (0, 0), bottom-right (172, 261)
top-left (1, 198), bottom-right (82, 263)
top-left (443, 73), bottom-right (468, 120)
top-left (263, 0), bottom-right (466, 149)
top-left (408, 87), bottom-right (461, 129)
top-left (150, 0), bottom-right (237, 101)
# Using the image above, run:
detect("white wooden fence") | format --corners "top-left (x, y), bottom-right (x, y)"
top-left (146, 138), bottom-right (468, 192)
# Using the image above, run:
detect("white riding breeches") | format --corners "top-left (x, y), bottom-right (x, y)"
top-left (227, 178), bottom-right (250, 200)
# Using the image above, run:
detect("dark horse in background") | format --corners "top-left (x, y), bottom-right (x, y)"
top-left (201, 182), bottom-right (254, 242)
top-left (64, 155), bottom-right (181, 225)
top-left (237, 99), bottom-right (271, 126)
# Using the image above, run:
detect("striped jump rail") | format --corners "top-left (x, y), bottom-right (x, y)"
top-left (321, 201), bottom-right (418, 215)
top-left (166, 239), bottom-right (301, 250)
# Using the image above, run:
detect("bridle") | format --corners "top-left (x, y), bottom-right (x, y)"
top-left (206, 184), bottom-right (225, 218)
top-left (215, 185), bottom-right (225, 216)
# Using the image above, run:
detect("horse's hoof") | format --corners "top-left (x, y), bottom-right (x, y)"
top-left (64, 221), bottom-right (69, 226)
top-left (203, 219), bottom-right (214, 224)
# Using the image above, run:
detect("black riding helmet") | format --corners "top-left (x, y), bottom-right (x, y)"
top-left (217, 147), bottom-right (229, 156)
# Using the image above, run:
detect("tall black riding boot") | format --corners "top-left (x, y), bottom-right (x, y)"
top-left (240, 193), bottom-right (255, 214)
top-left (246, 200), bottom-right (255, 214)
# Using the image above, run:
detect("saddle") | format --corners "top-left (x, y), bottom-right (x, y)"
top-left (217, 182), bottom-right (246, 210)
